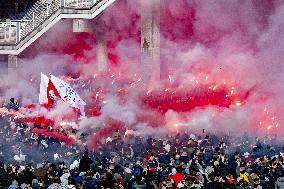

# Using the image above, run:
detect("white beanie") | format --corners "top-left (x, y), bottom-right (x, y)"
top-left (60, 173), bottom-right (70, 185)
top-left (190, 134), bottom-right (196, 140)
top-left (177, 182), bottom-right (184, 188)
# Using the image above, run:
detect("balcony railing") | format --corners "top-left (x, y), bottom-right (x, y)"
top-left (0, 0), bottom-right (105, 45)
top-left (0, 21), bottom-right (19, 44)
top-left (64, 0), bottom-right (96, 8)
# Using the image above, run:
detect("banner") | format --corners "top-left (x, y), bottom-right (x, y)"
top-left (51, 75), bottom-right (86, 115)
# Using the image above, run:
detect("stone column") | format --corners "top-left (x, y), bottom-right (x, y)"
top-left (0, 54), bottom-right (18, 78)
top-left (73, 19), bottom-right (91, 32)
top-left (0, 55), bottom-right (8, 76)
top-left (96, 40), bottom-right (108, 73)
top-left (73, 19), bottom-right (109, 73)
top-left (8, 55), bottom-right (18, 76)
top-left (141, 0), bottom-right (160, 85)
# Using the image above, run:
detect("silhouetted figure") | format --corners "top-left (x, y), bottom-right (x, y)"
top-left (79, 151), bottom-right (93, 172)
top-left (6, 98), bottom-right (19, 111)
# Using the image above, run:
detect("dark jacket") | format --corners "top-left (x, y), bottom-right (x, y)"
top-left (83, 177), bottom-right (96, 189)
top-left (79, 155), bottom-right (93, 172)
top-left (0, 168), bottom-right (9, 188)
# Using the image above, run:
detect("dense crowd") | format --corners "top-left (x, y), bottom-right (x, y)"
top-left (1, 99), bottom-right (284, 188)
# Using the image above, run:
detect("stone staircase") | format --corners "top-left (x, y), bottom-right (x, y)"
top-left (0, 0), bottom-right (116, 55)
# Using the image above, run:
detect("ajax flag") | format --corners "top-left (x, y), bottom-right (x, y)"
top-left (50, 75), bottom-right (86, 108)
top-left (39, 73), bottom-right (60, 107)
top-left (39, 73), bottom-right (86, 115)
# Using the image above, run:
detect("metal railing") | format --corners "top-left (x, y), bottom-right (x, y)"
top-left (0, 0), bottom-right (103, 45)
top-left (64, 0), bottom-right (95, 8)
top-left (0, 21), bottom-right (19, 44)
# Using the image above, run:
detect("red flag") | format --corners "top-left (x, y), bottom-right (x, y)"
top-left (46, 79), bottom-right (61, 107)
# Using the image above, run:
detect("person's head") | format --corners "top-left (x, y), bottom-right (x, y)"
top-left (31, 179), bottom-right (39, 186)
top-left (234, 152), bottom-right (240, 158)
top-left (25, 164), bottom-right (32, 171)
top-left (98, 162), bottom-right (102, 169)
top-left (63, 168), bottom-right (69, 174)
top-left (253, 178), bottom-right (260, 186)
top-left (11, 179), bottom-right (18, 186)
top-left (83, 150), bottom-right (88, 157)
top-left (68, 177), bottom-right (76, 185)
top-left (278, 170), bottom-right (284, 177)
top-left (188, 167), bottom-right (197, 177)
top-left (10, 98), bottom-right (15, 103)
top-left (240, 167), bottom-right (246, 174)
top-left (21, 183), bottom-right (29, 189)
top-left (59, 161), bottom-right (65, 169)
top-left (7, 166), bottom-right (12, 173)
top-left (76, 183), bottom-right (84, 189)
top-left (171, 168), bottom-right (177, 175)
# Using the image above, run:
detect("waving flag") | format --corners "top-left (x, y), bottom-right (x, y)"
top-left (39, 73), bottom-right (49, 104)
top-left (50, 75), bottom-right (86, 115)
top-left (39, 73), bottom-right (60, 108)
top-left (39, 73), bottom-right (86, 115)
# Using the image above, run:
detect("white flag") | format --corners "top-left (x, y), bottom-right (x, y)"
top-left (39, 73), bottom-right (49, 104)
top-left (50, 75), bottom-right (86, 115)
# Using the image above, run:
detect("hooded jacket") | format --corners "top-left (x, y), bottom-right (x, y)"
top-left (8, 184), bottom-right (19, 189)
top-left (275, 177), bottom-right (284, 189)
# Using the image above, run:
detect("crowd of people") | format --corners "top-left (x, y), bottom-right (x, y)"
top-left (0, 99), bottom-right (284, 188)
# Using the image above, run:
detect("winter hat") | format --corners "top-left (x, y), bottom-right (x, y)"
top-left (243, 152), bottom-right (250, 158)
top-left (164, 144), bottom-right (171, 152)
top-left (177, 182), bottom-right (185, 188)
top-left (181, 151), bottom-right (187, 156)
top-left (32, 179), bottom-right (39, 185)
top-left (54, 153), bottom-right (59, 161)
top-left (189, 134), bottom-right (196, 140)
top-left (32, 183), bottom-right (40, 189)
top-left (47, 183), bottom-right (61, 189)
top-left (125, 167), bottom-right (132, 174)
top-left (21, 183), bottom-right (29, 189)
top-left (205, 166), bottom-right (214, 175)
top-left (109, 163), bottom-right (115, 170)
top-left (60, 172), bottom-right (70, 185)
top-left (70, 160), bottom-right (79, 170)
top-left (172, 168), bottom-right (177, 174)
top-left (114, 173), bottom-right (122, 179)
top-left (106, 137), bottom-right (112, 143)
top-left (250, 173), bottom-right (259, 181)
top-left (175, 154), bottom-right (180, 160)
top-left (36, 163), bottom-right (43, 169)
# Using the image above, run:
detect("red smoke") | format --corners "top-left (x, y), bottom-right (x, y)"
top-left (143, 84), bottom-right (250, 114)
top-left (88, 118), bottom-right (124, 148)
top-left (23, 116), bottom-right (54, 129)
top-left (10, 0), bottom-right (283, 146)
top-left (32, 128), bottom-right (75, 144)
